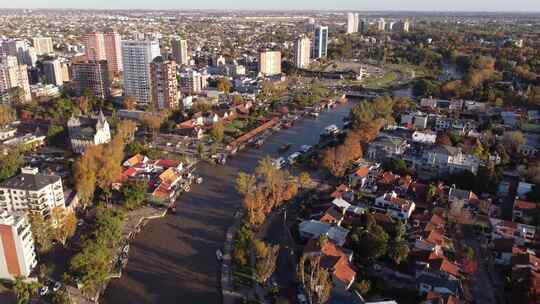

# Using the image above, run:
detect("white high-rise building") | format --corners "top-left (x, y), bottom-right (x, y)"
top-left (313, 26), bottom-right (328, 59)
top-left (171, 39), bottom-right (188, 66)
top-left (377, 18), bottom-right (386, 31)
top-left (31, 37), bottom-right (54, 55)
top-left (0, 211), bottom-right (37, 280)
top-left (258, 50), bottom-right (281, 76)
top-left (347, 13), bottom-right (359, 34)
top-left (121, 40), bottom-right (160, 104)
top-left (0, 56), bottom-right (31, 103)
top-left (0, 167), bottom-right (65, 217)
top-left (294, 36), bottom-right (311, 69)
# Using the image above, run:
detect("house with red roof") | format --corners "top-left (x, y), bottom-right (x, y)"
top-left (303, 238), bottom-right (356, 290)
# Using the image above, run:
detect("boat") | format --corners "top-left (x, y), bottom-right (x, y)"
top-left (279, 143), bottom-right (292, 152)
top-left (309, 112), bottom-right (320, 118)
top-left (282, 121), bottom-right (293, 129)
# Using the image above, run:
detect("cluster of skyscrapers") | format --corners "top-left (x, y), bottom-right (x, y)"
top-left (292, 19), bottom-right (329, 69)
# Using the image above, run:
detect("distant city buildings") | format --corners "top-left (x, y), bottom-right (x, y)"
top-left (0, 56), bottom-right (31, 103)
top-left (179, 70), bottom-right (208, 95)
top-left (42, 59), bottom-right (64, 86)
top-left (0, 211), bottom-right (37, 280)
top-left (171, 38), bottom-right (188, 66)
top-left (294, 35), bottom-right (311, 69)
top-left (83, 31), bottom-right (123, 74)
top-left (121, 40), bottom-right (160, 104)
top-left (150, 57), bottom-right (178, 110)
top-left (258, 50), bottom-right (281, 76)
top-left (347, 13), bottom-right (359, 34)
top-left (377, 18), bottom-right (386, 31)
top-left (1, 40), bottom-right (37, 67)
top-left (31, 37), bottom-right (54, 55)
top-left (312, 25), bottom-right (328, 59)
top-left (71, 60), bottom-right (110, 100)
top-left (67, 110), bottom-right (111, 154)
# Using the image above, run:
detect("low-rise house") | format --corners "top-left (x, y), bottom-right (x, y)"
top-left (298, 220), bottom-right (349, 246)
top-left (303, 238), bottom-right (356, 290)
top-left (320, 206), bottom-right (345, 226)
top-left (490, 218), bottom-right (536, 246)
top-left (511, 251), bottom-right (540, 303)
top-left (367, 135), bottom-right (408, 161)
top-left (114, 155), bottom-right (188, 204)
top-left (348, 160), bottom-right (380, 189)
top-left (513, 200), bottom-right (538, 225)
top-left (422, 291), bottom-right (460, 304)
top-left (420, 145), bottom-right (480, 176)
top-left (373, 191), bottom-right (416, 221)
top-left (412, 131), bottom-right (437, 144)
top-left (417, 274), bottom-right (461, 297)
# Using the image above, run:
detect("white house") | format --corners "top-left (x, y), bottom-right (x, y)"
top-left (373, 191), bottom-right (416, 221)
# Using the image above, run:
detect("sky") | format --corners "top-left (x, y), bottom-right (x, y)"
top-left (2, 0), bottom-right (540, 12)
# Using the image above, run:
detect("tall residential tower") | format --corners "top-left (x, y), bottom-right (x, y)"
top-left (294, 36), bottom-right (311, 69)
top-left (121, 40), bottom-right (160, 104)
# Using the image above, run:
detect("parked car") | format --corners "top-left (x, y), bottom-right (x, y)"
top-left (52, 282), bottom-right (62, 292)
top-left (272, 157), bottom-right (286, 169)
top-left (299, 145), bottom-right (312, 153)
top-left (39, 286), bottom-right (49, 296)
top-left (288, 152), bottom-right (301, 164)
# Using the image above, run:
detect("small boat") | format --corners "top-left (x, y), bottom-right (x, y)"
top-left (279, 143), bottom-right (292, 152)
top-left (282, 121), bottom-right (293, 129)
top-left (168, 204), bottom-right (177, 214)
top-left (216, 249), bottom-right (223, 261)
top-left (309, 112), bottom-right (320, 118)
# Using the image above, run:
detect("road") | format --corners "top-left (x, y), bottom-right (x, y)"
top-left (101, 101), bottom-right (357, 304)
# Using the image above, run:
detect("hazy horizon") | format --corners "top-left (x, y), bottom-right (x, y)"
top-left (2, 0), bottom-right (540, 13)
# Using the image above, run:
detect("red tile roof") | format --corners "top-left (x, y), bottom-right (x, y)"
top-left (304, 239), bottom-right (356, 287)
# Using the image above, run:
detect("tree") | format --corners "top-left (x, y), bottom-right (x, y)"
top-left (115, 120), bottom-right (137, 144)
top-left (388, 238), bottom-right (409, 265)
top-left (0, 148), bottom-right (24, 182)
top-left (28, 213), bottom-right (54, 253)
top-left (51, 289), bottom-right (70, 304)
top-left (298, 255), bottom-right (332, 304)
top-left (13, 276), bottom-right (40, 304)
top-left (0, 104), bottom-right (16, 126)
top-left (96, 143), bottom-right (123, 201)
top-left (253, 239), bottom-right (279, 284)
top-left (350, 224), bottom-right (389, 260)
top-left (236, 172), bottom-right (256, 195)
top-left (121, 181), bottom-right (147, 210)
top-left (322, 145), bottom-right (349, 177)
top-left (196, 142), bottom-right (204, 159)
top-left (123, 96), bottom-right (137, 110)
top-left (217, 77), bottom-right (232, 93)
top-left (298, 172), bottom-right (312, 189)
top-left (141, 112), bottom-right (164, 141)
top-left (50, 207), bottom-right (77, 246)
top-left (209, 121), bottom-right (225, 143)
top-left (503, 131), bottom-right (525, 153)
top-left (73, 145), bottom-right (101, 207)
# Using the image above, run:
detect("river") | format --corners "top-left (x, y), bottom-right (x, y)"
top-left (101, 101), bottom-right (357, 304)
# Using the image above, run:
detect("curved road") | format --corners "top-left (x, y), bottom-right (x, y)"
top-left (101, 102), bottom-right (356, 304)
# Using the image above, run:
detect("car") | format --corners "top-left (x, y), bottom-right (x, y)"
top-left (272, 157), bottom-right (286, 169)
top-left (122, 245), bottom-right (130, 255)
top-left (52, 282), bottom-right (62, 292)
top-left (299, 145), bottom-right (312, 153)
top-left (77, 219), bottom-right (85, 227)
top-left (288, 152), bottom-right (301, 164)
top-left (39, 286), bottom-right (49, 296)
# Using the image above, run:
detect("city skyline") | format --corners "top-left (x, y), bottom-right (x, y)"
top-left (2, 0), bottom-right (540, 12)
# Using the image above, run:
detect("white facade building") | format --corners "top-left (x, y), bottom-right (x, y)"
top-left (294, 36), bottom-right (311, 69)
top-left (0, 212), bottom-right (37, 280)
top-left (121, 40), bottom-right (160, 104)
top-left (31, 37), bottom-right (54, 55)
top-left (0, 167), bottom-right (65, 217)
top-left (67, 110), bottom-right (111, 154)
top-left (347, 13), bottom-right (359, 34)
